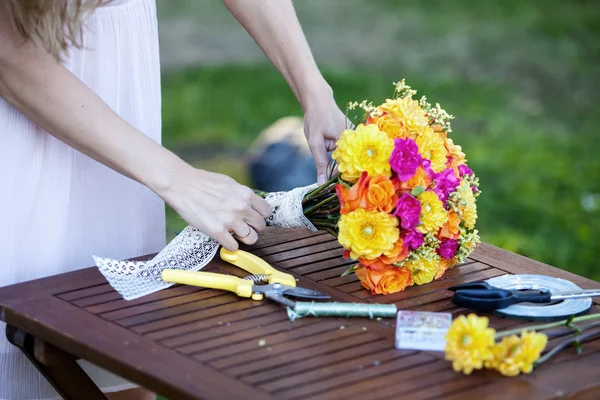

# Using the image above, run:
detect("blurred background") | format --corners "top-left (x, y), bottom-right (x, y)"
top-left (157, 0), bottom-right (599, 281)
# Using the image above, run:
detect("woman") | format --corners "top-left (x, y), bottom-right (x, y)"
top-left (0, 0), bottom-right (347, 398)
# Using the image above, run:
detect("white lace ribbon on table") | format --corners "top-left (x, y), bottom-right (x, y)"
top-left (93, 184), bottom-right (318, 300)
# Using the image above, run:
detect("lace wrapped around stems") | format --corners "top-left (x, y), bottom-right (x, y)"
top-left (94, 183), bottom-right (318, 300)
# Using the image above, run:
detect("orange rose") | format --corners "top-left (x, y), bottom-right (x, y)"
top-left (398, 166), bottom-right (432, 192)
top-left (356, 265), bottom-right (412, 295)
top-left (434, 258), bottom-right (458, 280)
top-left (359, 238), bottom-right (409, 271)
top-left (337, 172), bottom-right (398, 214)
top-left (439, 210), bottom-right (461, 240)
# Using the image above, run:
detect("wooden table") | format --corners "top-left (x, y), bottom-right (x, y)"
top-left (1, 228), bottom-right (599, 400)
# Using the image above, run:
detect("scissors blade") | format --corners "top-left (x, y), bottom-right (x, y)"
top-left (283, 286), bottom-right (330, 300)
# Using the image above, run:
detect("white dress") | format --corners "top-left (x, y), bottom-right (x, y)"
top-left (0, 0), bottom-right (166, 398)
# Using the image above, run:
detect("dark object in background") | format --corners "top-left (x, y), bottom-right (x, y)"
top-left (247, 116), bottom-right (317, 192)
top-left (249, 141), bottom-right (317, 192)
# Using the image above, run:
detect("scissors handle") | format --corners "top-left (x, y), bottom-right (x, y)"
top-left (452, 288), bottom-right (552, 310)
top-left (220, 248), bottom-right (296, 287)
top-left (162, 270), bottom-right (254, 298)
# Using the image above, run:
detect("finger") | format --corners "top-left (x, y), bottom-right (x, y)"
top-left (213, 228), bottom-right (239, 252)
top-left (250, 193), bottom-right (272, 219)
top-left (231, 221), bottom-right (258, 246)
top-left (244, 208), bottom-right (267, 232)
top-left (309, 137), bottom-right (329, 185)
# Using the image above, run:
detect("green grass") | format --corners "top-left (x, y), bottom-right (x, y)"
top-left (162, 64), bottom-right (599, 281)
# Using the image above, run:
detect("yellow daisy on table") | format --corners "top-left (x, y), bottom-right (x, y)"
top-left (485, 331), bottom-right (548, 377)
top-left (445, 314), bottom-right (496, 375)
top-left (416, 191), bottom-right (447, 234)
top-left (404, 255), bottom-right (439, 285)
top-left (338, 209), bottom-right (399, 260)
top-left (415, 127), bottom-right (448, 173)
top-left (331, 124), bottom-right (394, 183)
top-left (374, 97), bottom-right (430, 140)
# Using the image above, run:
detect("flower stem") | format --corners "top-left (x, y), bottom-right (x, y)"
top-left (535, 329), bottom-right (600, 366)
top-left (303, 174), bottom-right (340, 204)
top-left (304, 194), bottom-right (338, 216)
top-left (542, 320), bottom-right (600, 340)
top-left (494, 313), bottom-right (600, 339)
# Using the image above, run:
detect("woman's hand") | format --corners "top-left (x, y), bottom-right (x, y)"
top-left (303, 98), bottom-right (350, 184)
top-left (160, 165), bottom-right (272, 251)
top-left (221, 0), bottom-right (350, 184)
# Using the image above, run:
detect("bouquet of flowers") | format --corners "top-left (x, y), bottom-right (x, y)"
top-left (284, 79), bottom-right (481, 295)
top-left (95, 79), bottom-right (480, 301)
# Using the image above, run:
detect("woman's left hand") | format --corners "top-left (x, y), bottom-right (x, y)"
top-left (303, 98), bottom-right (351, 184)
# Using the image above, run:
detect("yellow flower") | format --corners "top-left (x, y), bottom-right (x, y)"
top-left (486, 331), bottom-right (547, 377)
top-left (417, 191), bottom-right (447, 234)
top-left (415, 127), bottom-right (448, 172)
top-left (332, 124), bottom-right (394, 183)
top-left (445, 314), bottom-right (496, 375)
top-left (446, 137), bottom-right (466, 163)
top-left (338, 209), bottom-right (399, 260)
top-left (372, 97), bottom-right (430, 140)
top-left (404, 256), bottom-right (440, 285)
top-left (457, 183), bottom-right (477, 229)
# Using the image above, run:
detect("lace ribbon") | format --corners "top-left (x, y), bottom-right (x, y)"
top-left (94, 184), bottom-right (318, 300)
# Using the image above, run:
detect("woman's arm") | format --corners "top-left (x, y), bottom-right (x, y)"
top-left (0, 5), bottom-right (270, 250)
top-left (222, 0), bottom-right (348, 184)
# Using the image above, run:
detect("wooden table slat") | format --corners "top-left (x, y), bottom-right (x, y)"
top-left (1, 227), bottom-right (599, 399)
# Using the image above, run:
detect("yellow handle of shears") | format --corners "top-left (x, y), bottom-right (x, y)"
top-left (161, 270), bottom-right (254, 298)
top-left (219, 248), bottom-right (296, 287)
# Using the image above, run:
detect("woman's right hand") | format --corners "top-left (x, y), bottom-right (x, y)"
top-left (159, 165), bottom-right (272, 251)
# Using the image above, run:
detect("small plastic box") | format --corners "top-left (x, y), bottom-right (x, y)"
top-left (395, 311), bottom-right (452, 351)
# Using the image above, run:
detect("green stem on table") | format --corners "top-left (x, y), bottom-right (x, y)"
top-left (535, 329), bottom-right (600, 366)
top-left (494, 313), bottom-right (600, 339)
top-left (542, 320), bottom-right (600, 340)
top-left (304, 194), bottom-right (338, 216)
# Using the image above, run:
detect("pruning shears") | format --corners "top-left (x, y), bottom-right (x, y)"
top-left (449, 281), bottom-right (600, 311)
top-left (161, 248), bottom-right (330, 308)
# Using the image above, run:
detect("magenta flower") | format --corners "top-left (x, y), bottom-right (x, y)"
top-left (390, 138), bottom-right (423, 181)
top-left (458, 164), bottom-right (473, 177)
top-left (393, 194), bottom-right (421, 230)
top-left (438, 239), bottom-right (459, 260)
top-left (432, 168), bottom-right (461, 205)
top-left (421, 158), bottom-right (436, 180)
top-left (404, 230), bottom-right (424, 250)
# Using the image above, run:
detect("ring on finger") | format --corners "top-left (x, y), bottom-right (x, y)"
top-left (236, 224), bottom-right (252, 239)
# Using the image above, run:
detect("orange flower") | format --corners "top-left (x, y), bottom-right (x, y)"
top-left (367, 113), bottom-right (408, 140)
top-left (435, 258), bottom-right (458, 280)
top-left (439, 210), bottom-right (461, 240)
top-left (398, 166), bottom-right (433, 192)
top-left (359, 238), bottom-right (409, 271)
top-left (445, 138), bottom-right (467, 175)
top-left (337, 172), bottom-right (398, 214)
top-left (356, 265), bottom-right (412, 295)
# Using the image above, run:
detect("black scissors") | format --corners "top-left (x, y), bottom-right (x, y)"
top-left (448, 281), bottom-right (600, 311)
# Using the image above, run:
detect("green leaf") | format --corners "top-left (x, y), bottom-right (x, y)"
top-left (340, 264), bottom-right (357, 277)
top-left (411, 186), bottom-right (425, 197)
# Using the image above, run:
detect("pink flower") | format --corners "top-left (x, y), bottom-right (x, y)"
top-left (432, 168), bottom-right (460, 205)
top-left (393, 194), bottom-right (421, 230)
top-left (458, 164), bottom-right (473, 177)
top-left (403, 230), bottom-right (424, 250)
top-left (438, 239), bottom-right (459, 260)
top-left (390, 138), bottom-right (423, 181)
